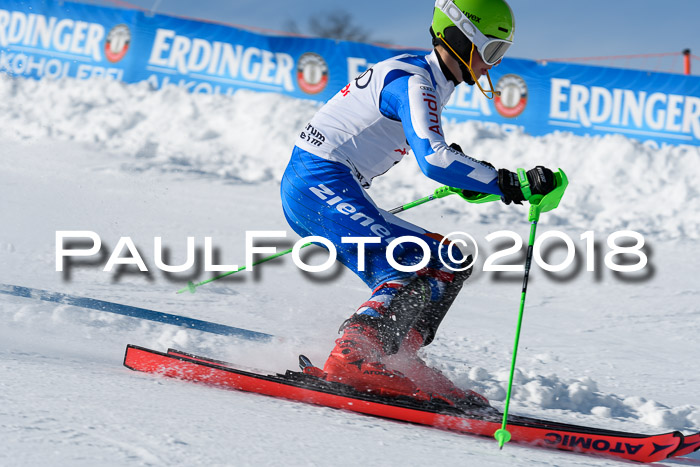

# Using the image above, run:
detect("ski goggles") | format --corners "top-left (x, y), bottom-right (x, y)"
top-left (435, 0), bottom-right (512, 66)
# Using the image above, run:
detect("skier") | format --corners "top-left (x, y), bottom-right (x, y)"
top-left (280, 0), bottom-right (555, 405)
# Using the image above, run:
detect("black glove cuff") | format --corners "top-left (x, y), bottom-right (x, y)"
top-left (497, 168), bottom-right (524, 205)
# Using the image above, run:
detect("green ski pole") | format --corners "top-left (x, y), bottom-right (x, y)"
top-left (175, 243), bottom-right (312, 294)
top-left (176, 186), bottom-right (499, 294)
top-left (388, 186), bottom-right (500, 214)
top-left (494, 169), bottom-right (569, 449)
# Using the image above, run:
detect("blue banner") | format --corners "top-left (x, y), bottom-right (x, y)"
top-left (1, 0), bottom-right (699, 147)
top-left (446, 58), bottom-right (700, 147)
top-left (0, 1), bottom-right (137, 81)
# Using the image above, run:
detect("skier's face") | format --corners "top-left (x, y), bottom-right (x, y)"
top-left (469, 47), bottom-right (498, 81)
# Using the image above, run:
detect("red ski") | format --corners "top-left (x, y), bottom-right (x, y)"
top-left (124, 345), bottom-right (698, 463)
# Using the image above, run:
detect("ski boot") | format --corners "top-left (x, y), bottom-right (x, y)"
top-left (322, 319), bottom-right (430, 400)
top-left (384, 327), bottom-right (490, 408)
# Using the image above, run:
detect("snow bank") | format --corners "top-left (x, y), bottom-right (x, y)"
top-left (2, 74), bottom-right (699, 238)
top-left (459, 366), bottom-right (700, 431)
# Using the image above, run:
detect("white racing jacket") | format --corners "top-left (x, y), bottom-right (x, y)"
top-left (295, 50), bottom-right (501, 195)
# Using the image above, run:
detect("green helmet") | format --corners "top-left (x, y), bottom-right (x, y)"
top-left (431, 0), bottom-right (515, 66)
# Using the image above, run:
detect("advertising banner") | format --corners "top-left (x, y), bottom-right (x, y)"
top-left (129, 11), bottom-right (425, 101)
top-left (0, 0), bottom-right (137, 81)
top-left (1, 0), bottom-right (698, 147)
top-left (451, 58), bottom-right (700, 147)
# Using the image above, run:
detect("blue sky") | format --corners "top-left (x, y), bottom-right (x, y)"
top-left (116, 0), bottom-right (699, 73)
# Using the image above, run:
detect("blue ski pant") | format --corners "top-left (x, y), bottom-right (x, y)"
top-left (280, 147), bottom-right (464, 314)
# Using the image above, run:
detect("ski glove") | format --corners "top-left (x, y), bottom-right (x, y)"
top-left (498, 166), bottom-right (555, 205)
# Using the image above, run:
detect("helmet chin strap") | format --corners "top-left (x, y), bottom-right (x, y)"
top-left (438, 32), bottom-right (500, 100)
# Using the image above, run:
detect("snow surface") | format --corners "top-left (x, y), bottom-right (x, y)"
top-left (1, 74), bottom-right (699, 466)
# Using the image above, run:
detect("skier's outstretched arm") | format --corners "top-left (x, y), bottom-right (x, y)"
top-left (380, 74), bottom-right (500, 192)
top-left (380, 74), bottom-right (555, 203)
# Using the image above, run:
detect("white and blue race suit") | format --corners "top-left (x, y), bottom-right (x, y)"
top-left (281, 50), bottom-right (503, 317)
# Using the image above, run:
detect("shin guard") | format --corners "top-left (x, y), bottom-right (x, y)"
top-left (413, 259), bottom-right (473, 347)
top-left (345, 278), bottom-right (431, 355)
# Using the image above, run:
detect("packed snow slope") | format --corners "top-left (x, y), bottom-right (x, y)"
top-left (1, 74), bottom-right (699, 466)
